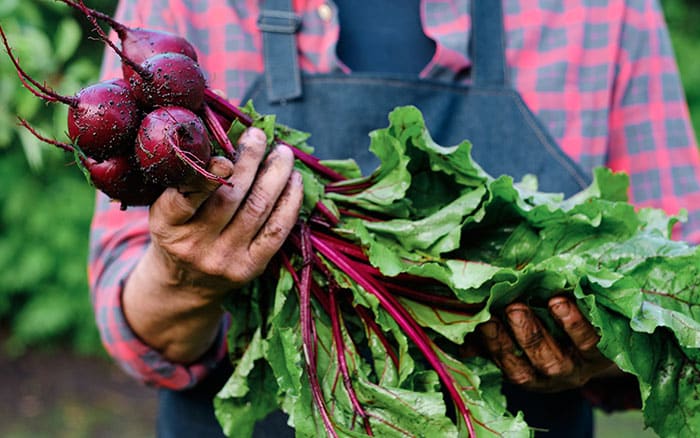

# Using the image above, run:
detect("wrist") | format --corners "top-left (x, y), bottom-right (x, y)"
top-left (145, 242), bottom-right (230, 306)
top-left (122, 244), bottom-right (228, 363)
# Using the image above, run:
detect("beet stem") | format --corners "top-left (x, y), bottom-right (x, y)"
top-left (75, 0), bottom-right (151, 80)
top-left (314, 201), bottom-right (340, 226)
top-left (328, 283), bottom-right (373, 436)
top-left (0, 25), bottom-right (76, 106)
top-left (17, 118), bottom-right (75, 154)
top-left (203, 103), bottom-right (237, 160)
top-left (57, 0), bottom-right (127, 35)
top-left (310, 234), bottom-right (476, 437)
top-left (167, 136), bottom-right (233, 187)
top-left (352, 304), bottom-right (400, 369)
top-left (299, 224), bottom-right (338, 437)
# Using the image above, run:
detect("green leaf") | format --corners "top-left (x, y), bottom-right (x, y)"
top-left (216, 104), bottom-right (700, 437)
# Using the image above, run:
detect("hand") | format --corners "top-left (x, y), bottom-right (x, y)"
top-left (477, 296), bottom-right (616, 392)
top-left (122, 127), bottom-right (303, 362)
top-left (147, 126), bottom-right (303, 299)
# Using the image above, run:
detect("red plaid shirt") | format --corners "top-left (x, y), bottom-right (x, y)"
top-left (90, 0), bottom-right (700, 390)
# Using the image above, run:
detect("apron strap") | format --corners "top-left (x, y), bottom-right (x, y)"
top-left (258, 0), bottom-right (303, 103)
top-left (258, 0), bottom-right (509, 98)
top-left (471, 0), bottom-right (507, 87)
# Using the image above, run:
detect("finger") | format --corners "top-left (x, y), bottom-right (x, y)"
top-left (505, 303), bottom-right (575, 377)
top-left (248, 170), bottom-right (304, 268)
top-left (153, 156), bottom-right (235, 226)
top-left (548, 296), bottom-right (601, 357)
top-left (196, 127), bottom-right (269, 230)
top-left (478, 318), bottom-right (536, 385)
top-left (224, 143), bottom-right (296, 242)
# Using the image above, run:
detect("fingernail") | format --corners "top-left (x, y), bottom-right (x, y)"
top-left (242, 126), bottom-right (267, 145)
top-left (549, 299), bottom-right (571, 320)
top-left (506, 309), bottom-right (527, 328)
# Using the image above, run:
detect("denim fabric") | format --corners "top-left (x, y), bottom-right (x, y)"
top-left (156, 358), bottom-right (295, 438)
top-left (246, 73), bottom-right (591, 196)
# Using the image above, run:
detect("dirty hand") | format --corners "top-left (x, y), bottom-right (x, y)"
top-left (147, 126), bottom-right (303, 297)
top-left (478, 296), bottom-right (616, 392)
top-left (122, 127), bottom-right (303, 363)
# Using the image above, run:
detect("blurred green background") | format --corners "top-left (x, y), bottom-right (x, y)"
top-left (0, 0), bottom-right (698, 437)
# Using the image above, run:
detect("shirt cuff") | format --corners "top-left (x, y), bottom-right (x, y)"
top-left (102, 278), bottom-right (230, 390)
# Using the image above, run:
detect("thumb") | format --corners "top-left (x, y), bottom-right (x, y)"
top-left (152, 156), bottom-right (235, 225)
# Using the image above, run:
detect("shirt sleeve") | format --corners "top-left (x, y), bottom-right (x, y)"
top-left (607, 0), bottom-right (700, 244)
top-left (89, 0), bottom-right (228, 390)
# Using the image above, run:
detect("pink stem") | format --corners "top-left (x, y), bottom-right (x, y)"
top-left (314, 201), bottom-right (340, 226)
top-left (202, 89), bottom-right (348, 182)
top-left (76, 0), bottom-right (150, 80)
top-left (0, 26), bottom-right (75, 106)
top-left (352, 304), bottom-right (400, 369)
top-left (167, 137), bottom-right (233, 187)
top-left (310, 234), bottom-right (476, 437)
top-left (299, 224), bottom-right (338, 437)
top-left (328, 283), bottom-right (373, 436)
top-left (202, 103), bottom-right (237, 160)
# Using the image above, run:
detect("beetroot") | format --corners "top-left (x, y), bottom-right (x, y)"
top-left (72, 1), bottom-right (207, 111)
top-left (118, 29), bottom-right (199, 82)
top-left (130, 53), bottom-right (207, 111)
top-left (135, 107), bottom-right (212, 186)
top-left (66, 79), bottom-right (141, 160)
top-left (87, 155), bottom-right (165, 208)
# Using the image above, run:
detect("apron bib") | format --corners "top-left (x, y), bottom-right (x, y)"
top-left (157, 1), bottom-right (594, 436)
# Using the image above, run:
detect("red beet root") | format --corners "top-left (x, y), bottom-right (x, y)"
top-left (119, 28), bottom-right (199, 82)
top-left (72, 1), bottom-right (206, 111)
top-left (130, 53), bottom-right (207, 111)
top-left (88, 155), bottom-right (165, 208)
top-left (135, 107), bottom-right (213, 186)
top-left (66, 79), bottom-right (141, 160)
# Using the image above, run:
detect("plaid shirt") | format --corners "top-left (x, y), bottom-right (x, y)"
top-left (90, 0), bottom-right (700, 390)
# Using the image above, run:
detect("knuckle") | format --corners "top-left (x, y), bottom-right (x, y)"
top-left (244, 187), bottom-right (271, 217)
top-left (541, 359), bottom-right (574, 377)
top-left (200, 256), bottom-right (227, 278)
top-left (174, 243), bottom-right (199, 266)
top-left (150, 220), bottom-right (170, 240)
top-left (577, 335), bottom-right (600, 353)
top-left (517, 330), bottom-right (545, 350)
top-left (263, 220), bottom-right (288, 240)
top-left (171, 192), bottom-right (199, 216)
top-left (211, 184), bottom-right (241, 208)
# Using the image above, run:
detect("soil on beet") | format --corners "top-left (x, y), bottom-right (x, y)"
top-left (0, 343), bottom-right (158, 438)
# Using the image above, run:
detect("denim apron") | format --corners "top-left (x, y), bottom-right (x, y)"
top-left (156, 0), bottom-right (594, 436)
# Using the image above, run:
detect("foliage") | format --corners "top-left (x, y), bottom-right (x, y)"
top-left (0, 0), bottom-right (117, 355)
top-left (215, 105), bottom-right (700, 437)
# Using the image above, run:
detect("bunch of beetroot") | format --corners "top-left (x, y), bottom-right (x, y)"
top-left (1, 0), bottom-right (238, 209)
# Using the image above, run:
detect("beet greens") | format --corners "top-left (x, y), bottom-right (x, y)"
top-left (210, 102), bottom-right (700, 438)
